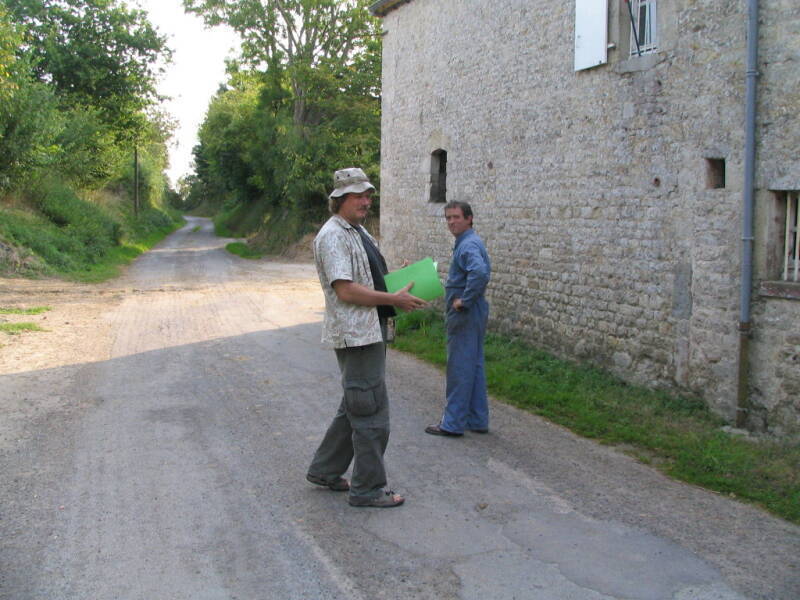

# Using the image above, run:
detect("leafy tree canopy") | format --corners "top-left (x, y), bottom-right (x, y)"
top-left (6, 0), bottom-right (171, 139)
top-left (183, 0), bottom-right (375, 67)
top-left (183, 0), bottom-right (380, 125)
top-left (0, 5), bottom-right (24, 101)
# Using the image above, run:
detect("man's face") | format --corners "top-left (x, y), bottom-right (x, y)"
top-left (445, 207), bottom-right (472, 237)
top-left (338, 191), bottom-right (372, 225)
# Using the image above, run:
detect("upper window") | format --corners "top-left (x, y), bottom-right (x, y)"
top-left (779, 191), bottom-right (799, 283)
top-left (429, 149), bottom-right (447, 203)
top-left (629, 0), bottom-right (658, 56)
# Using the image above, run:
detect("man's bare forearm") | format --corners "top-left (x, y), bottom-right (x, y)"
top-left (332, 280), bottom-right (427, 312)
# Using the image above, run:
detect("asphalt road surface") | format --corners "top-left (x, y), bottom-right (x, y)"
top-left (1, 217), bottom-right (798, 599)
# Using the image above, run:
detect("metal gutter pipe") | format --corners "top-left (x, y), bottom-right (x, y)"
top-left (736, 0), bottom-right (760, 428)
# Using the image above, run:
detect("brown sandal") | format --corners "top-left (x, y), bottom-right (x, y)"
top-left (306, 473), bottom-right (350, 491)
top-left (348, 490), bottom-right (405, 508)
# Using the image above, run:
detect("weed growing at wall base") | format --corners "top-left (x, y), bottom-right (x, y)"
top-left (394, 310), bottom-right (800, 525)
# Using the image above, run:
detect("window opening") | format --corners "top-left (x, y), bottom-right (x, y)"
top-left (780, 191), bottom-right (799, 282)
top-left (430, 149), bottom-right (447, 203)
top-left (706, 158), bottom-right (726, 189)
top-left (627, 0), bottom-right (657, 56)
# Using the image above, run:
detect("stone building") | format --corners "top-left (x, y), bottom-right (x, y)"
top-left (369, 0), bottom-right (800, 435)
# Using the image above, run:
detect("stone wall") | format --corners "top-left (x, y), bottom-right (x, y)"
top-left (376, 0), bottom-right (800, 435)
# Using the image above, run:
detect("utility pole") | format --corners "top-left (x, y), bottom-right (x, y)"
top-left (134, 144), bottom-right (140, 216)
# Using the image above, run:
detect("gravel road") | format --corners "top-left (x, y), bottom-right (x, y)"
top-left (1, 216), bottom-right (798, 600)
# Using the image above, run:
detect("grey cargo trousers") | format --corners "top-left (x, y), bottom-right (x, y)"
top-left (307, 337), bottom-right (390, 500)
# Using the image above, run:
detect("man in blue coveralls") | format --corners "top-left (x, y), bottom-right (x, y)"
top-left (425, 201), bottom-right (492, 437)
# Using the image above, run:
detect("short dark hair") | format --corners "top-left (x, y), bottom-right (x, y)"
top-left (444, 200), bottom-right (473, 221)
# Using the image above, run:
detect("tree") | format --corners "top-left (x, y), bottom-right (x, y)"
top-left (192, 71), bottom-right (264, 206)
top-left (0, 6), bottom-right (20, 103)
top-left (184, 1), bottom-right (384, 241)
top-left (0, 77), bottom-right (63, 189)
top-left (0, 6), bottom-right (63, 189)
top-left (6, 0), bottom-right (171, 140)
top-left (182, 0), bottom-right (380, 127)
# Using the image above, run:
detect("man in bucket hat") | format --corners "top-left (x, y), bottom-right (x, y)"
top-left (306, 167), bottom-right (427, 508)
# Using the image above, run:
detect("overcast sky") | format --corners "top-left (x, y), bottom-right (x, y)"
top-left (132, 0), bottom-right (241, 186)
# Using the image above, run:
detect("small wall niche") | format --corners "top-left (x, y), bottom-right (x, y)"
top-left (706, 158), bottom-right (726, 189)
top-left (429, 149), bottom-right (447, 203)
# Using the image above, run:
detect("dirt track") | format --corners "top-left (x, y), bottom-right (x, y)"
top-left (0, 277), bottom-right (121, 451)
top-left (1, 217), bottom-right (798, 600)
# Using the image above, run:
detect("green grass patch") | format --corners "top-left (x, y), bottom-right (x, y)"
top-left (0, 322), bottom-right (46, 334)
top-left (1, 173), bottom-right (186, 281)
top-left (394, 309), bottom-right (800, 524)
top-left (191, 226), bottom-right (202, 233)
top-left (214, 200), bottom-right (271, 238)
top-left (0, 306), bottom-right (51, 315)
top-left (0, 211), bottom-right (182, 282)
top-left (65, 221), bottom-right (183, 283)
top-left (226, 242), bottom-right (263, 260)
top-left (246, 207), bottom-right (320, 256)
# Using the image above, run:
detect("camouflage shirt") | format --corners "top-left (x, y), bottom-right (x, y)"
top-left (314, 214), bottom-right (383, 349)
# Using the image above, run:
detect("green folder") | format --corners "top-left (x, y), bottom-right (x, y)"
top-left (384, 257), bottom-right (444, 302)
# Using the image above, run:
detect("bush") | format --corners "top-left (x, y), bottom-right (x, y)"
top-left (0, 77), bottom-right (62, 190)
top-left (0, 237), bottom-right (48, 276)
top-left (55, 107), bottom-right (123, 188)
top-left (34, 179), bottom-right (121, 262)
top-left (226, 242), bottom-right (262, 259)
top-left (0, 209), bottom-right (80, 271)
top-left (246, 207), bottom-right (319, 255)
top-left (131, 206), bottom-right (175, 234)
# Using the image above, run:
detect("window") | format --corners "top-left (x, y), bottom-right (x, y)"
top-left (430, 149), bottom-right (447, 203)
top-left (779, 191), bottom-right (799, 282)
top-left (628, 0), bottom-right (657, 56)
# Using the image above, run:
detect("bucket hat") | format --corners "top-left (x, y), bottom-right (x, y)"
top-left (329, 167), bottom-right (376, 199)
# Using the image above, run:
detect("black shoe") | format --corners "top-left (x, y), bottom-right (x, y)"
top-left (425, 424), bottom-right (463, 437)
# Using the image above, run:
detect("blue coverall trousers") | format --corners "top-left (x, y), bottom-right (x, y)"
top-left (440, 297), bottom-right (489, 434)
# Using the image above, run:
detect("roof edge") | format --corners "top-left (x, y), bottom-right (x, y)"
top-left (368, 0), bottom-right (413, 17)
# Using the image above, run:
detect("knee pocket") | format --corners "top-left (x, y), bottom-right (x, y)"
top-left (344, 380), bottom-right (387, 417)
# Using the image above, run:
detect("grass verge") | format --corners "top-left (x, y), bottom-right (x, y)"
top-left (0, 306), bottom-right (51, 315)
top-left (226, 242), bottom-right (263, 260)
top-left (65, 223), bottom-right (183, 283)
top-left (0, 322), bottom-right (46, 334)
top-left (394, 309), bottom-right (800, 525)
top-left (1, 179), bottom-right (185, 282)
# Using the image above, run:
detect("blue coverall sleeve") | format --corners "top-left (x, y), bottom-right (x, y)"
top-left (457, 241), bottom-right (490, 308)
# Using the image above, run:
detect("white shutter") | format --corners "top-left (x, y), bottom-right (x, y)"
top-left (574, 0), bottom-right (608, 71)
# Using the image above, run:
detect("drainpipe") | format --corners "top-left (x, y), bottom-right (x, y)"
top-left (736, 0), bottom-right (760, 428)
